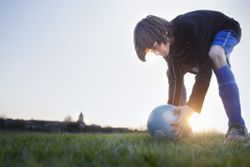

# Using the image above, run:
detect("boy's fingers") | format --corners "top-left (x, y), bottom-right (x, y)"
top-left (171, 123), bottom-right (177, 127)
top-left (173, 122), bottom-right (186, 138)
top-left (182, 125), bottom-right (191, 137)
top-left (177, 129), bottom-right (184, 138)
top-left (174, 126), bottom-right (184, 138)
top-left (180, 124), bottom-right (192, 138)
top-left (173, 107), bottom-right (181, 115)
top-left (171, 118), bottom-right (181, 127)
top-left (173, 110), bottom-right (180, 115)
top-left (171, 124), bottom-right (179, 131)
top-left (173, 127), bottom-right (180, 137)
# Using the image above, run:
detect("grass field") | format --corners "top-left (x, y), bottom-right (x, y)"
top-left (0, 130), bottom-right (250, 167)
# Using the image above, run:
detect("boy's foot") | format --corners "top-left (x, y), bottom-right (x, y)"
top-left (225, 126), bottom-right (249, 141)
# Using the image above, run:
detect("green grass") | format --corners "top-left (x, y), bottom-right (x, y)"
top-left (0, 130), bottom-right (250, 167)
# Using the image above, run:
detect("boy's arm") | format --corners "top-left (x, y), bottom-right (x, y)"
top-left (166, 58), bottom-right (185, 106)
top-left (187, 65), bottom-right (212, 112)
top-left (172, 65), bottom-right (212, 138)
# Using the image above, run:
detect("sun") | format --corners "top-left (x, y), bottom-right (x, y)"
top-left (189, 112), bottom-right (207, 132)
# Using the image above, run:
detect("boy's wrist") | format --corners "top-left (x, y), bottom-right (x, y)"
top-left (184, 105), bottom-right (194, 115)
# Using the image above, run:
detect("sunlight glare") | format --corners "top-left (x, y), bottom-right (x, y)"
top-left (189, 112), bottom-right (207, 132)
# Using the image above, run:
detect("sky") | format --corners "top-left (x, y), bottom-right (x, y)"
top-left (0, 0), bottom-right (249, 132)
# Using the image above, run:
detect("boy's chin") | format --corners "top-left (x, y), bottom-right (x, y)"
top-left (162, 54), bottom-right (169, 58)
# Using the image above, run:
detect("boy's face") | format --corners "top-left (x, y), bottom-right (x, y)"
top-left (150, 41), bottom-right (170, 58)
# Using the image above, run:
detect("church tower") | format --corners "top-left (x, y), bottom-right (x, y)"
top-left (77, 112), bottom-right (85, 127)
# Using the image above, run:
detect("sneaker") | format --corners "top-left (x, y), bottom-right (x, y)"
top-left (225, 126), bottom-right (249, 141)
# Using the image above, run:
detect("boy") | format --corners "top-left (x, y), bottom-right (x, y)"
top-left (133, 10), bottom-right (248, 141)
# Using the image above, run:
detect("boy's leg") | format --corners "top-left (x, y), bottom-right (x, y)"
top-left (209, 30), bottom-right (248, 140)
top-left (209, 45), bottom-right (245, 127)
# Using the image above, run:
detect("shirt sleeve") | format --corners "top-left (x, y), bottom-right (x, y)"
top-left (181, 21), bottom-right (213, 112)
top-left (168, 18), bottom-right (213, 113)
top-left (166, 57), bottom-right (186, 106)
top-left (187, 65), bottom-right (212, 112)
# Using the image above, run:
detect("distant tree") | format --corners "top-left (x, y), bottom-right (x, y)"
top-left (64, 116), bottom-right (73, 122)
top-left (0, 114), bottom-right (7, 119)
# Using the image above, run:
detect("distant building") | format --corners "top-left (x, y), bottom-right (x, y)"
top-left (77, 112), bottom-right (85, 128)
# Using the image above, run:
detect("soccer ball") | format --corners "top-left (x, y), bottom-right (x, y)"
top-left (147, 104), bottom-right (178, 140)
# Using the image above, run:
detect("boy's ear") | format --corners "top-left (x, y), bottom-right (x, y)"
top-left (161, 32), bottom-right (169, 42)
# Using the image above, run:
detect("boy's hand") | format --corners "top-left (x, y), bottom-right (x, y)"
top-left (172, 105), bottom-right (194, 138)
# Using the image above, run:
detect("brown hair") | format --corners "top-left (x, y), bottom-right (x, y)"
top-left (133, 15), bottom-right (174, 61)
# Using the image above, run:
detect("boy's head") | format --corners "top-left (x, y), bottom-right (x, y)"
top-left (133, 15), bottom-right (173, 61)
